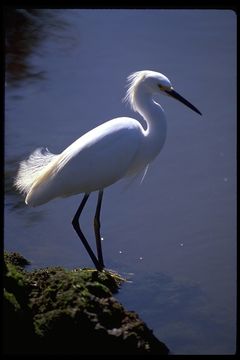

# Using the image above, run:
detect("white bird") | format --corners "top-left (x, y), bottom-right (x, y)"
top-left (14, 70), bottom-right (201, 270)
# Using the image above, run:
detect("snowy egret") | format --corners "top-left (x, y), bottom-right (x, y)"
top-left (14, 70), bottom-right (201, 270)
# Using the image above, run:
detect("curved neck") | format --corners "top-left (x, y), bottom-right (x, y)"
top-left (134, 86), bottom-right (166, 134)
top-left (133, 86), bottom-right (167, 163)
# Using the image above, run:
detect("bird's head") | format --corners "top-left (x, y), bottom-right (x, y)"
top-left (140, 71), bottom-right (173, 93)
top-left (125, 70), bottom-right (202, 115)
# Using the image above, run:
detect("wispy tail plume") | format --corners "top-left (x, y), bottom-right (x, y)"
top-left (14, 148), bottom-right (58, 196)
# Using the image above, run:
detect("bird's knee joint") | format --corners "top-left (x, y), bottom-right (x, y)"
top-left (72, 218), bottom-right (78, 228)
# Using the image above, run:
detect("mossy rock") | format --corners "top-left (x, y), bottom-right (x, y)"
top-left (3, 252), bottom-right (169, 355)
top-left (4, 251), bottom-right (30, 268)
top-left (4, 253), bottom-right (36, 353)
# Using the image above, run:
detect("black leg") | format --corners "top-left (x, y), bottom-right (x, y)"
top-left (72, 193), bottom-right (103, 271)
top-left (94, 190), bottom-right (105, 269)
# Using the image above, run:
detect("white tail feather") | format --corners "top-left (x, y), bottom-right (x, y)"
top-left (14, 148), bottom-right (58, 195)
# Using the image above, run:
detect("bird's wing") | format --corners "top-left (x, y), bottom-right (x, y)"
top-left (54, 118), bottom-right (143, 194)
top-left (26, 118), bottom-right (143, 205)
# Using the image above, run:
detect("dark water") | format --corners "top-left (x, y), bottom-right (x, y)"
top-left (4, 9), bottom-right (236, 354)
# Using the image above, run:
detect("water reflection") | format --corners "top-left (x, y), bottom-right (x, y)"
top-left (5, 8), bottom-right (45, 85)
top-left (5, 8), bottom-right (69, 86)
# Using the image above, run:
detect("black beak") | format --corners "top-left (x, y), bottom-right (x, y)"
top-left (165, 88), bottom-right (202, 116)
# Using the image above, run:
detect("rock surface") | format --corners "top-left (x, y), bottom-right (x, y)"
top-left (4, 252), bottom-right (169, 355)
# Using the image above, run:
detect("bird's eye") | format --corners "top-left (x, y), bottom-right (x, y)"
top-left (158, 84), bottom-right (163, 89)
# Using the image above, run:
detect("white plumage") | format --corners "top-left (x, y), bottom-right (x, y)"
top-left (14, 70), bottom-right (201, 270)
top-left (14, 70), bottom-right (171, 206)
